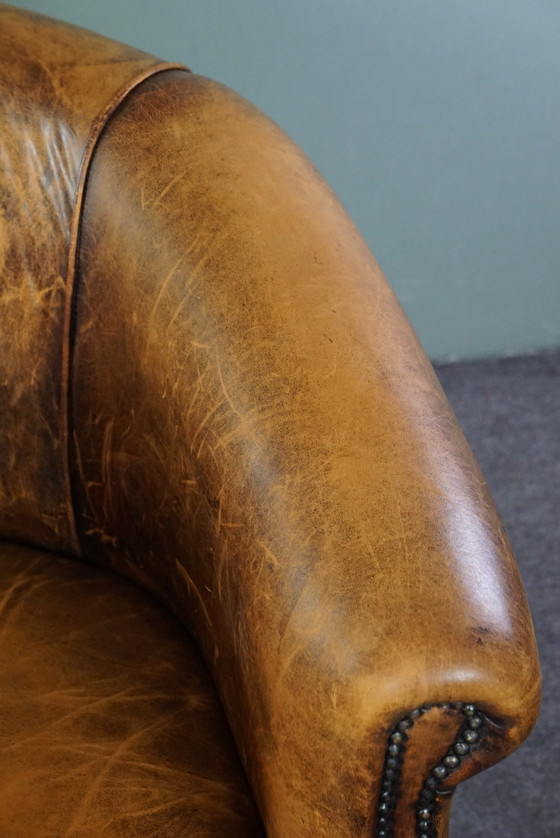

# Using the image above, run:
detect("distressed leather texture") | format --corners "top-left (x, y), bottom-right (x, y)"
top-left (0, 541), bottom-right (264, 837)
top-left (0, 3), bottom-right (180, 552)
top-left (0, 4), bottom-right (541, 837)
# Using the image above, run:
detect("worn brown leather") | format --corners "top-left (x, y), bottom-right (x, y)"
top-left (0, 541), bottom-right (264, 837)
top-left (71, 69), bottom-right (541, 835)
top-left (0, 3), bottom-right (182, 553)
top-left (0, 4), bottom-right (541, 837)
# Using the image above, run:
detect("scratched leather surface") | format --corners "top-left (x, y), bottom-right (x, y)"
top-left (71, 69), bottom-right (540, 836)
top-left (0, 541), bottom-right (264, 837)
top-left (0, 5), bottom-right (540, 836)
top-left (0, 3), bottom-right (180, 552)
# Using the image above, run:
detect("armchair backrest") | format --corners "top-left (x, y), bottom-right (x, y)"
top-left (0, 3), bottom-right (180, 552)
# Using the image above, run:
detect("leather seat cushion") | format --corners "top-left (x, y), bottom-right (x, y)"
top-left (0, 542), bottom-right (264, 837)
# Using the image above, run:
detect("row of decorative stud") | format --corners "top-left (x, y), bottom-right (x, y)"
top-left (375, 702), bottom-right (484, 837)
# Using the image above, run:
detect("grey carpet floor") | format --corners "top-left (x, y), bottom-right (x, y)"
top-left (434, 351), bottom-right (559, 837)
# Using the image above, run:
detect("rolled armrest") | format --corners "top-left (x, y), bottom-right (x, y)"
top-left (71, 70), bottom-right (540, 837)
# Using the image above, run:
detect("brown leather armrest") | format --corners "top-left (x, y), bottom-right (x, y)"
top-left (71, 70), bottom-right (540, 837)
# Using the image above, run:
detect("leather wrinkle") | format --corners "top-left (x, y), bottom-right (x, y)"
top-left (0, 540), bottom-right (265, 838)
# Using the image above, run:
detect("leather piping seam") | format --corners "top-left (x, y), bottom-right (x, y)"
top-left (375, 702), bottom-right (485, 837)
top-left (61, 61), bottom-right (190, 558)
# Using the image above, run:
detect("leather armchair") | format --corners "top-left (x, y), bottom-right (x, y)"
top-left (0, 5), bottom-right (540, 837)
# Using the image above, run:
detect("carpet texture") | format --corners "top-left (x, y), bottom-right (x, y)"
top-left (435, 350), bottom-right (559, 837)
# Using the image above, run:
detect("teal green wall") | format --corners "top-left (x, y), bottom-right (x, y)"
top-left (9, 0), bottom-right (560, 359)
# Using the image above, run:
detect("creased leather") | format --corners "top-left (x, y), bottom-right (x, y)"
top-left (0, 541), bottom-right (264, 838)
